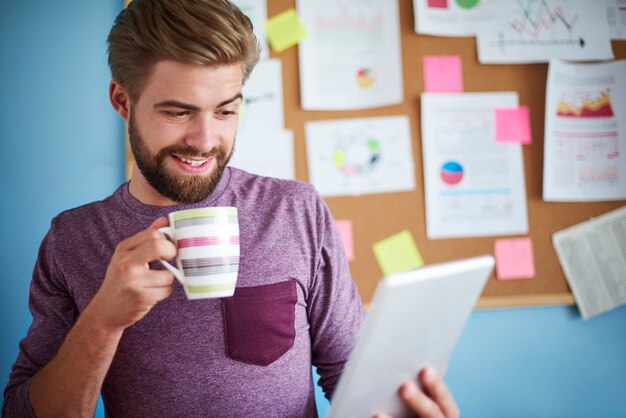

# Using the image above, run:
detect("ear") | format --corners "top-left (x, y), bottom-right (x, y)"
top-left (109, 80), bottom-right (131, 121)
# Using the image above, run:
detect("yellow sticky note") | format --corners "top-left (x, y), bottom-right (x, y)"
top-left (372, 230), bottom-right (424, 277)
top-left (264, 9), bottom-right (307, 53)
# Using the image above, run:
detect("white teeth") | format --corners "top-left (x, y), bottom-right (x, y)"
top-left (178, 156), bottom-right (207, 167)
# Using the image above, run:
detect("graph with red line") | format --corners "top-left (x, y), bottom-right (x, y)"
top-left (477, 0), bottom-right (613, 63)
top-left (496, 0), bottom-right (584, 48)
top-left (509, 1), bottom-right (578, 38)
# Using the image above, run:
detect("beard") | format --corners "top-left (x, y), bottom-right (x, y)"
top-left (128, 112), bottom-right (234, 204)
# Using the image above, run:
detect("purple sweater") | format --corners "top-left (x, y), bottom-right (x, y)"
top-left (3, 167), bottom-right (363, 417)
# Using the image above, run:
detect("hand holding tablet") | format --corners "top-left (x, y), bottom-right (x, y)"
top-left (329, 255), bottom-right (494, 418)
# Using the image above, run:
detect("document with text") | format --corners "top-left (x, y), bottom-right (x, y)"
top-left (543, 60), bottom-right (626, 202)
top-left (305, 115), bottom-right (415, 197)
top-left (229, 59), bottom-right (295, 180)
top-left (421, 92), bottom-right (528, 239)
top-left (476, 0), bottom-right (613, 64)
top-left (553, 205), bottom-right (626, 319)
top-left (297, 0), bottom-right (403, 110)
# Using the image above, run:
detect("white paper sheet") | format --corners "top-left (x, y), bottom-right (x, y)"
top-left (229, 129), bottom-right (295, 180)
top-left (297, 0), bottom-right (403, 110)
top-left (476, 0), bottom-right (614, 64)
top-left (305, 116), bottom-right (415, 197)
top-left (553, 205), bottom-right (626, 319)
top-left (607, 0), bottom-right (626, 40)
top-left (413, 0), bottom-right (499, 37)
top-left (231, 0), bottom-right (269, 59)
top-left (421, 93), bottom-right (528, 239)
top-left (229, 59), bottom-right (295, 180)
top-left (543, 60), bottom-right (626, 202)
top-left (237, 59), bottom-right (283, 135)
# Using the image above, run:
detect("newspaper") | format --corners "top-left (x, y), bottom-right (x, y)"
top-left (553, 205), bottom-right (626, 319)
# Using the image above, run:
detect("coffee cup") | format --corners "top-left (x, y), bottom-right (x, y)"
top-left (158, 207), bottom-right (240, 299)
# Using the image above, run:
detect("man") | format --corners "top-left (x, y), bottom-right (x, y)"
top-left (3, 1), bottom-right (459, 417)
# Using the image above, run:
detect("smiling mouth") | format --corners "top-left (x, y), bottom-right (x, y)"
top-left (173, 155), bottom-right (209, 167)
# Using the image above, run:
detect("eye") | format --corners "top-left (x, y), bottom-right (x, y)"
top-left (164, 110), bottom-right (190, 119)
top-left (217, 108), bottom-right (238, 118)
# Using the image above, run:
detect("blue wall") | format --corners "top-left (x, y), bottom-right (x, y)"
top-left (0, 0), bottom-right (125, 414)
top-left (1, 2), bottom-right (625, 418)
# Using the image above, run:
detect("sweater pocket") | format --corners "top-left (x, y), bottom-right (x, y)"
top-left (222, 279), bottom-right (297, 366)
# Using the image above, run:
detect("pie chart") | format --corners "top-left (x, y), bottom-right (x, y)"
top-left (440, 161), bottom-right (464, 185)
top-left (455, 0), bottom-right (479, 9)
top-left (356, 67), bottom-right (376, 88)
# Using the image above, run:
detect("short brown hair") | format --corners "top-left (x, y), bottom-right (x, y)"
top-left (107, 0), bottom-right (260, 101)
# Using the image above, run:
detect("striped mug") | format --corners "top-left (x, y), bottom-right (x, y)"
top-left (158, 207), bottom-right (240, 299)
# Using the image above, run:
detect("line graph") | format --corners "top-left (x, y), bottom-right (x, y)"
top-left (493, 0), bottom-right (585, 50)
top-left (509, 0), bottom-right (578, 39)
top-left (477, 0), bottom-right (613, 63)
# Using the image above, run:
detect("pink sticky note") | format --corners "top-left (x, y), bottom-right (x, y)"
top-left (494, 106), bottom-right (532, 144)
top-left (427, 0), bottom-right (448, 8)
top-left (423, 55), bottom-right (463, 93)
top-left (494, 238), bottom-right (535, 280)
top-left (336, 220), bottom-right (354, 261)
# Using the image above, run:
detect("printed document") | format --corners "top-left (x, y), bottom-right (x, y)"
top-left (607, 0), bottom-right (626, 40)
top-left (553, 205), bottom-right (626, 319)
top-left (229, 59), bottom-right (295, 180)
top-left (305, 116), bottom-right (415, 197)
top-left (421, 93), bottom-right (528, 239)
top-left (476, 0), bottom-right (613, 64)
top-left (297, 0), bottom-right (403, 110)
top-left (413, 0), bottom-right (498, 37)
top-left (231, 0), bottom-right (269, 59)
top-left (543, 60), bottom-right (626, 202)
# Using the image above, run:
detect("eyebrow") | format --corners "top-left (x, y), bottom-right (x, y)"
top-left (153, 93), bottom-right (243, 111)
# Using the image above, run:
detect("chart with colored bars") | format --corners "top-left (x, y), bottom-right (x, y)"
top-left (556, 90), bottom-right (615, 118)
top-left (477, 0), bottom-right (613, 63)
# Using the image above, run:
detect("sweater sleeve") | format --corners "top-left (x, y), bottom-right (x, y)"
top-left (306, 192), bottom-right (364, 401)
top-left (2, 222), bottom-right (79, 417)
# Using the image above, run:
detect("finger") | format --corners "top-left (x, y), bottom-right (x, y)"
top-left (373, 414), bottom-right (393, 418)
top-left (117, 228), bottom-right (166, 254)
top-left (113, 234), bottom-right (176, 272)
top-left (142, 283), bottom-right (174, 304)
top-left (419, 367), bottom-right (460, 418)
top-left (141, 269), bottom-right (176, 289)
top-left (133, 236), bottom-right (177, 266)
top-left (398, 380), bottom-right (443, 418)
top-left (117, 217), bottom-right (170, 252)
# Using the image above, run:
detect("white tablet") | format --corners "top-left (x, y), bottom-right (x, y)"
top-left (328, 255), bottom-right (494, 418)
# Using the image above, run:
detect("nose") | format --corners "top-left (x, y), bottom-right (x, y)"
top-left (183, 113), bottom-right (216, 154)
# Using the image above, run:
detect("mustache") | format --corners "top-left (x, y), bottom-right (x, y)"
top-left (157, 144), bottom-right (226, 160)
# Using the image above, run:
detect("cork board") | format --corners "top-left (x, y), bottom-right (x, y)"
top-left (125, 0), bottom-right (626, 308)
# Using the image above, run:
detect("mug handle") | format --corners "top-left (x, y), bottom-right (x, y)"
top-left (158, 226), bottom-right (185, 286)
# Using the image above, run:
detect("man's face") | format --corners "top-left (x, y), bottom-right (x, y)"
top-left (128, 61), bottom-right (243, 204)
